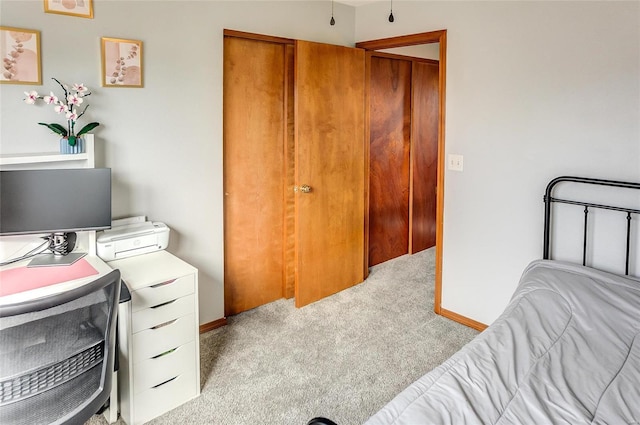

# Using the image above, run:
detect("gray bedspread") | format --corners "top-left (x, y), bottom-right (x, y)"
top-left (365, 260), bottom-right (640, 425)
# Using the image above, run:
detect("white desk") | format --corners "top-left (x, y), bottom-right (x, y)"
top-left (0, 254), bottom-right (112, 306)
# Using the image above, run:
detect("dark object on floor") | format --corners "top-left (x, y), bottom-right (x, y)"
top-left (308, 417), bottom-right (338, 425)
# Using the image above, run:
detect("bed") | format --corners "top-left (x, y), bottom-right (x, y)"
top-left (310, 176), bottom-right (640, 425)
top-left (366, 258), bottom-right (640, 424)
top-left (365, 176), bottom-right (640, 425)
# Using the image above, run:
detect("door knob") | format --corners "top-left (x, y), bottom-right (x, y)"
top-left (295, 184), bottom-right (312, 193)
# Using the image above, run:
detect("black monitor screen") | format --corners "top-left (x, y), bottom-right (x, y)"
top-left (0, 168), bottom-right (112, 236)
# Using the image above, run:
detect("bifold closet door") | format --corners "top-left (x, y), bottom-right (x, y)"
top-left (294, 40), bottom-right (366, 308)
top-left (368, 56), bottom-right (412, 266)
top-left (223, 36), bottom-right (290, 316)
top-left (410, 61), bottom-right (439, 253)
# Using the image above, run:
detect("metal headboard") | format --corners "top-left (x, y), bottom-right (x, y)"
top-left (543, 176), bottom-right (640, 275)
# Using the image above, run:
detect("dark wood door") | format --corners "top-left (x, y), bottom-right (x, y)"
top-left (411, 61), bottom-right (439, 252)
top-left (367, 54), bottom-right (439, 266)
top-left (294, 40), bottom-right (366, 308)
top-left (368, 55), bottom-right (412, 266)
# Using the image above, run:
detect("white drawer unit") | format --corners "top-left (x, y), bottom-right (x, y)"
top-left (109, 251), bottom-right (200, 425)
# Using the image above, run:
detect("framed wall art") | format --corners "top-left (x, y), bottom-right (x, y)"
top-left (44, 0), bottom-right (94, 19)
top-left (0, 27), bottom-right (42, 85)
top-left (101, 37), bottom-right (143, 88)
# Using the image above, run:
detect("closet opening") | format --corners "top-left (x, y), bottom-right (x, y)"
top-left (356, 30), bottom-right (449, 318)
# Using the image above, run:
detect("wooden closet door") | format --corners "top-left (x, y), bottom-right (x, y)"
top-left (368, 56), bottom-right (412, 266)
top-left (223, 36), bottom-right (287, 316)
top-left (410, 61), bottom-right (439, 252)
top-left (294, 40), bottom-right (366, 308)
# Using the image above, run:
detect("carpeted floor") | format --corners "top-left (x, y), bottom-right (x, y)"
top-left (87, 248), bottom-right (479, 425)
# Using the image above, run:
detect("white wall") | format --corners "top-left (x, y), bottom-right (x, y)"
top-left (355, 1), bottom-right (640, 324)
top-left (2, 1), bottom-right (639, 327)
top-left (0, 0), bottom-right (356, 325)
top-left (380, 44), bottom-right (439, 60)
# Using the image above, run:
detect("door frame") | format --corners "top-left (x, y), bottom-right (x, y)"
top-left (356, 30), bottom-right (452, 322)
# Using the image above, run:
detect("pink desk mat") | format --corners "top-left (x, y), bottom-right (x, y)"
top-left (0, 259), bottom-right (99, 297)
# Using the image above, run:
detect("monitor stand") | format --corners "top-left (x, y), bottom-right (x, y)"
top-left (28, 252), bottom-right (87, 268)
top-left (26, 231), bottom-right (84, 267)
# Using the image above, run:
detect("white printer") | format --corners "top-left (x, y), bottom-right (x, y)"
top-left (96, 216), bottom-right (170, 261)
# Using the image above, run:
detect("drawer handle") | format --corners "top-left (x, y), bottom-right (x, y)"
top-left (152, 347), bottom-right (179, 359)
top-left (152, 376), bottom-right (178, 389)
top-left (151, 319), bottom-right (177, 330)
top-left (150, 299), bottom-right (177, 309)
top-left (150, 278), bottom-right (177, 288)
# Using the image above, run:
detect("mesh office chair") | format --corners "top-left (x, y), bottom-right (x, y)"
top-left (0, 269), bottom-right (121, 425)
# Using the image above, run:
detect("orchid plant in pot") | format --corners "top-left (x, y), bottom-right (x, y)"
top-left (24, 78), bottom-right (100, 153)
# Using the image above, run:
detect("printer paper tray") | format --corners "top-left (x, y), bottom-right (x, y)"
top-left (114, 244), bottom-right (160, 260)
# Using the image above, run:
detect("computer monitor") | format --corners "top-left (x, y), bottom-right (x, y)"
top-left (0, 168), bottom-right (112, 266)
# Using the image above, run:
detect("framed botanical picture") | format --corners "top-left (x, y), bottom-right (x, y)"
top-left (101, 37), bottom-right (143, 88)
top-left (0, 27), bottom-right (42, 85)
top-left (44, 0), bottom-right (94, 19)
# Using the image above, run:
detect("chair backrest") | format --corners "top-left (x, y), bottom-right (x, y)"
top-left (0, 269), bottom-right (121, 425)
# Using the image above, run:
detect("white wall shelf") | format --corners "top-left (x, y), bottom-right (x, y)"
top-left (0, 151), bottom-right (89, 166)
top-left (0, 134), bottom-right (95, 169)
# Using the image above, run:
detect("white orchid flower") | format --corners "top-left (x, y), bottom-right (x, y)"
top-left (67, 94), bottom-right (84, 106)
top-left (66, 109), bottom-right (79, 122)
top-left (43, 91), bottom-right (58, 105)
top-left (73, 83), bottom-right (88, 94)
top-left (24, 91), bottom-right (39, 104)
top-left (54, 103), bottom-right (68, 114)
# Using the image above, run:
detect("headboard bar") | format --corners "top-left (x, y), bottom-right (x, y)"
top-left (543, 176), bottom-right (640, 275)
top-left (548, 197), bottom-right (640, 215)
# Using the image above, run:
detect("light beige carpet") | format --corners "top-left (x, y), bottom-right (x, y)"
top-left (87, 248), bottom-right (479, 425)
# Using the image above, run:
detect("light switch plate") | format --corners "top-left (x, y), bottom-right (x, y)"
top-left (448, 154), bottom-right (464, 172)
